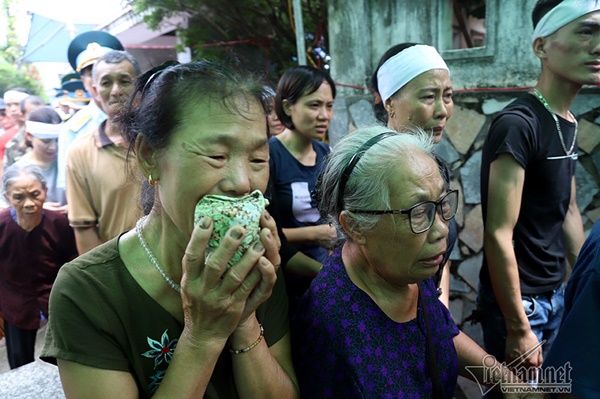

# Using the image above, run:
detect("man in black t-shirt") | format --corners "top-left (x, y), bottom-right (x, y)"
top-left (478, 0), bottom-right (599, 387)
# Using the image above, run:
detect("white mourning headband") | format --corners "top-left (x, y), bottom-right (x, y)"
top-left (377, 44), bottom-right (449, 104)
top-left (532, 0), bottom-right (600, 43)
top-left (25, 121), bottom-right (61, 139)
top-left (3, 90), bottom-right (30, 103)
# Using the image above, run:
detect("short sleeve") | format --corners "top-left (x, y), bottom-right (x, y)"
top-left (41, 262), bottom-right (131, 371)
top-left (66, 139), bottom-right (97, 227)
top-left (486, 109), bottom-right (538, 170)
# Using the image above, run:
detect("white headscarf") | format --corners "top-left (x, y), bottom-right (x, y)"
top-left (25, 121), bottom-right (61, 139)
top-left (532, 0), bottom-right (600, 43)
top-left (376, 45), bottom-right (449, 104)
top-left (3, 90), bottom-right (30, 103)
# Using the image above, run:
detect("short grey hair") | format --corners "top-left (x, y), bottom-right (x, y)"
top-left (2, 164), bottom-right (48, 196)
top-left (318, 125), bottom-right (436, 242)
top-left (92, 50), bottom-right (141, 83)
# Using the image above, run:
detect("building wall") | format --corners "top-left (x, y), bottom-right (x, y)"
top-left (329, 0), bottom-right (541, 93)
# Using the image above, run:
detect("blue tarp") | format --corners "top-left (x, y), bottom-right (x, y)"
top-left (21, 13), bottom-right (96, 63)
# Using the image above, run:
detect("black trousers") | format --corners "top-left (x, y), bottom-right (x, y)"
top-left (4, 320), bottom-right (37, 369)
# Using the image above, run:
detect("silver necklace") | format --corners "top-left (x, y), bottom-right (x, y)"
top-left (135, 216), bottom-right (182, 293)
top-left (531, 88), bottom-right (578, 156)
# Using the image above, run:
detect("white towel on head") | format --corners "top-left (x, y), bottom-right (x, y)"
top-left (377, 45), bottom-right (449, 104)
top-left (26, 121), bottom-right (61, 139)
top-left (3, 90), bottom-right (30, 103)
top-left (532, 0), bottom-right (600, 43)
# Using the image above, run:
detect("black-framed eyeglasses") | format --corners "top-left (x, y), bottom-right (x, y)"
top-left (348, 190), bottom-right (458, 234)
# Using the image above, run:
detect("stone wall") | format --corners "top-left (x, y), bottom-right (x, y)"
top-left (327, 87), bottom-right (600, 330)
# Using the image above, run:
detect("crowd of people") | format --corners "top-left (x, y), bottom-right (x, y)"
top-left (0, 0), bottom-right (598, 398)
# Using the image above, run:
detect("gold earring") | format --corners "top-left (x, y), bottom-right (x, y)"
top-left (149, 174), bottom-right (158, 186)
top-left (389, 109), bottom-right (395, 118)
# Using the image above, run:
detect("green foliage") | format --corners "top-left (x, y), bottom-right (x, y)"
top-left (0, 58), bottom-right (43, 97)
top-left (127, 0), bottom-right (328, 81)
top-left (2, 0), bottom-right (21, 64)
top-left (0, 0), bottom-right (42, 97)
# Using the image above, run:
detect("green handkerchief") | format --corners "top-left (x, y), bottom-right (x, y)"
top-left (194, 190), bottom-right (268, 270)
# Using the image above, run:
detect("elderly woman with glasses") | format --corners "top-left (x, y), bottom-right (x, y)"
top-left (291, 126), bottom-right (533, 398)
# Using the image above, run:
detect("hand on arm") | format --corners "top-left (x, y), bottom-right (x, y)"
top-left (485, 154), bottom-right (542, 368)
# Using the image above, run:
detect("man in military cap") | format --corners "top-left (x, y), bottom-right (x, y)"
top-left (66, 50), bottom-right (141, 254)
top-left (57, 30), bottom-right (123, 190)
top-left (57, 73), bottom-right (91, 120)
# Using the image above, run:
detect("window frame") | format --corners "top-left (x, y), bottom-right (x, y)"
top-left (437, 0), bottom-right (497, 60)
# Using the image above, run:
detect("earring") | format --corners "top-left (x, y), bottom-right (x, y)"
top-left (389, 109), bottom-right (395, 118)
top-left (148, 174), bottom-right (158, 186)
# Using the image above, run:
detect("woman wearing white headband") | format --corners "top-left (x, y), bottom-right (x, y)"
top-left (372, 43), bottom-right (456, 307)
top-left (372, 43), bottom-right (453, 143)
top-left (14, 106), bottom-right (66, 213)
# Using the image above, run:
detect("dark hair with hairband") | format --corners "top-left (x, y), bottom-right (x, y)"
top-left (121, 60), bottom-right (269, 155)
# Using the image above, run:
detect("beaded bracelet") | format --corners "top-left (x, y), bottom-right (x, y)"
top-left (229, 324), bottom-right (264, 354)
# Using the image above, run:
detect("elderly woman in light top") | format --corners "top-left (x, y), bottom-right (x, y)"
top-left (371, 43), bottom-right (456, 306)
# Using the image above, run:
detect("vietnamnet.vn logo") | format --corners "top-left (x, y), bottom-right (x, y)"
top-left (465, 341), bottom-right (572, 395)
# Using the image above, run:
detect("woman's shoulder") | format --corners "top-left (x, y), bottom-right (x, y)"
top-left (298, 249), bottom-right (353, 311)
top-left (312, 139), bottom-right (331, 154)
top-left (43, 209), bottom-right (70, 224)
top-left (268, 135), bottom-right (284, 148)
top-left (13, 152), bottom-right (33, 166)
top-left (419, 277), bottom-right (460, 333)
top-left (57, 239), bottom-right (122, 280)
top-left (491, 94), bottom-right (542, 130)
top-left (268, 136), bottom-right (287, 158)
top-left (0, 207), bottom-right (11, 220)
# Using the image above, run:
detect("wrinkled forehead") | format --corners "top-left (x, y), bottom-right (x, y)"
top-left (95, 60), bottom-right (136, 80)
top-left (6, 176), bottom-right (44, 192)
top-left (402, 69), bottom-right (452, 93)
top-left (390, 150), bottom-right (444, 192)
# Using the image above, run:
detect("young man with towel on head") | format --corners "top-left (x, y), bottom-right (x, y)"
top-left (479, 0), bottom-right (600, 392)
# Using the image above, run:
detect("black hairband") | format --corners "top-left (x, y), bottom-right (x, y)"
top-left (336, 131), bottom-right (398, 211)
top-left (141, 60), bottom-right (180, 96)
